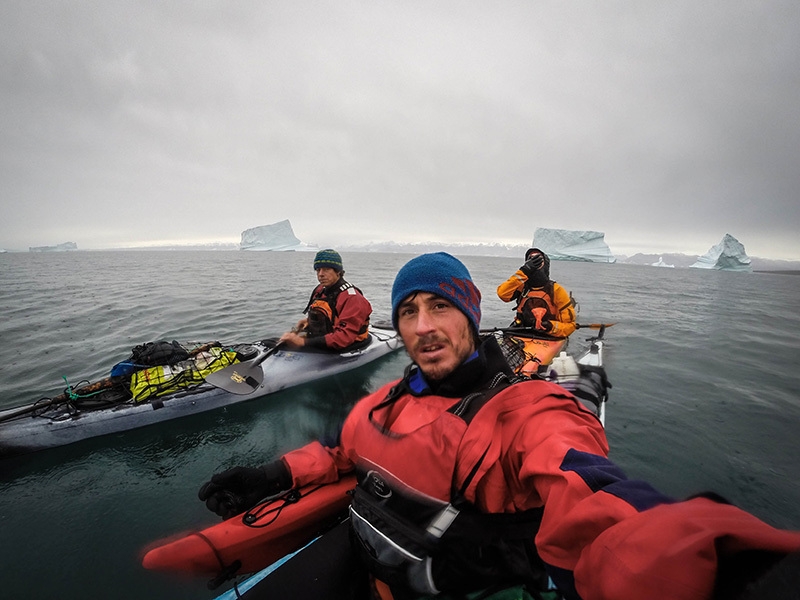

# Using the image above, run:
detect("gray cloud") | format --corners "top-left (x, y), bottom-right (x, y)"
top-left (1, 1), bottom-right (799, 259)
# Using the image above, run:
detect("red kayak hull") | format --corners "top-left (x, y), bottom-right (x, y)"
top-left (142, 475), bottom-right (356, 576)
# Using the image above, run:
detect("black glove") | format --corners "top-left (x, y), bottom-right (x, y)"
top-left (560, 365), bottom-right (611, 409)
top-left (540, 319), bottom-right (553, 332)
top-left (198, 460), bottom-right (292, 519)
top-left (519, 254), bottom-right (545, 278)
top-left (716, 549), bottom-right (800, 600)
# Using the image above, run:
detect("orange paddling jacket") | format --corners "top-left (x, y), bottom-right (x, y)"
top-left (497, 270), bottom-right (577, 338)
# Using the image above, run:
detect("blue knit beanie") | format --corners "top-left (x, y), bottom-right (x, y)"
top-left (313, 249), bottom-right (343, 272)
top-left (391, 252), bottom-right (481, 333)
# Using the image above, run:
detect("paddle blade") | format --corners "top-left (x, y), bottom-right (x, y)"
top-left (578, 323), bottom-right (616, 329)
top-left (204, 363), bottom-right (264, 395)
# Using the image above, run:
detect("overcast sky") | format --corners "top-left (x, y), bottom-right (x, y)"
top-left (2, 1), bottom-right (799, 259)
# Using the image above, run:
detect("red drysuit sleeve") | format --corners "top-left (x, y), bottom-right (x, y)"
top-left (494, 385), bottom-right (800, 600)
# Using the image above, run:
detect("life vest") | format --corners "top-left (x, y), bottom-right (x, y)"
top-left (515, 282), bottom-right (559, 330)
top-left (347, 372), bottom-right (549, 596)
top-left (303, 279), bottom-right (369, 341)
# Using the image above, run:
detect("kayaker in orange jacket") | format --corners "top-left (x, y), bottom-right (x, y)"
top-left (497, 248), bottom-right (577, 338)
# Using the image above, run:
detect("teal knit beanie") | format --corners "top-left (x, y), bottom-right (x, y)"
top-left (313, 249), bottom-right (343, 272)
top-left (391, 252), bottom-right (481, 333)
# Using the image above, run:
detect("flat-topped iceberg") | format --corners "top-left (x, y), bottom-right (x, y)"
top-left (532, 228), bottom-right (616, 263)
top-left (29, 242), bottom-right (77, 252)
top-left (240, 220), bottom-right (309, 251)
top-left (690, 234), bottom-right (752, 272)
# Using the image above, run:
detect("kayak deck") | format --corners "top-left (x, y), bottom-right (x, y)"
top-left (142, 475), bottom-right (358, 578)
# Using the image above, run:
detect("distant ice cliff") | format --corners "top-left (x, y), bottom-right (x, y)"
top-left (29, 242), bottom-right (77, 252)
top-left (532, 228), bottom-right (616, 263)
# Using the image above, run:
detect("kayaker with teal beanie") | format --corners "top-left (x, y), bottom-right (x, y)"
top-left (279, 249), bottom-right (372, 352)
top-left (201, 252), bottom-right (800, 600)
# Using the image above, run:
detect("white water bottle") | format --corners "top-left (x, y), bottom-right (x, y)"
top-left (548, 352), bottom-right (580, 382)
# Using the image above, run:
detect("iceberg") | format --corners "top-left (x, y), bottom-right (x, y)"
top-left (29, 242), bottom-right (77, 252)
top-left (240, 220), bottom-right (309, 251)
top-left (652, 257), bottom-right (675, 268)
top-left (690, 234), bottom-right (752, 272)
top-left (532, 228), bottom-right (616, 263)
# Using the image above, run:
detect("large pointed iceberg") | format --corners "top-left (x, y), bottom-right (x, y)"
top-left (240, 220), bottom-right (307, 251)
top-left (532, 228), bottom-right (616, 263)
top-left (690, 234), bottom-right (752, 272)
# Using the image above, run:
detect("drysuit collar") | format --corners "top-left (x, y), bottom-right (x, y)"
top-left (407, 335), bottom-right (513, 397)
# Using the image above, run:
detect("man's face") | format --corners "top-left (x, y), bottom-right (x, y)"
top-left (316, 267), bottom-right (340, 287)
top-left (396, 292), bottom-right (476, 381)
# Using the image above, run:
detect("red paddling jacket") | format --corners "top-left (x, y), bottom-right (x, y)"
top-left (280, 337), bottom-right (800, 599)
top-left (302, 278), bottom-right (372, 351)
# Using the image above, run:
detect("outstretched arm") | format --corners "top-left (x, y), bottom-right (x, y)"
top-left (505, 389), bottom-right (800, 600)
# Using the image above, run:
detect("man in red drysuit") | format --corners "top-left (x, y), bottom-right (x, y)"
top-left (201, 252), bottom-right (800, 600)
top-left (279, 248), bottom-right (372, 352)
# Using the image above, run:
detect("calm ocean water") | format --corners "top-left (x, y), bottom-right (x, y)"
top-left (1, 250), bottom-right (799, 599)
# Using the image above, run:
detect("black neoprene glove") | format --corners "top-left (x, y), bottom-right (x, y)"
top-left (519, 254), bottom-right (545, 278)
top-left (197, 460), bottom-right (292, 519)
top-left (715, 549), bottom-right (800, 600)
